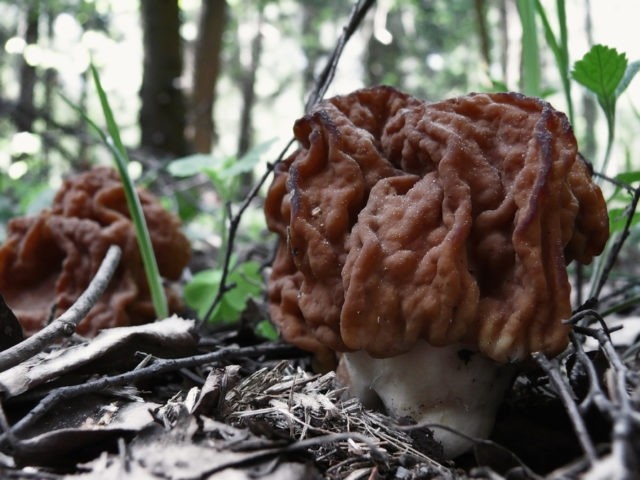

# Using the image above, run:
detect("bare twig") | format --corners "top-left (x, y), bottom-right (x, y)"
top-left (589, 183), bottom-right (640, 301)
top-left (576, 327), bottom-right (640, 477)
top-left (533, 351), bottom-right (599, 465)
top-left (0, 245), bottom-right (122, 373)
top-left (202, 138), bottom-right (295, 324)
top-left (304, 0), bottom-right (377, 111)
top-left (201, 432), bottom-right (389, 477)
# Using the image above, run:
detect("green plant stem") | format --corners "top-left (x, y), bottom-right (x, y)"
top-left (601, 108), bottom-right (616, 173)
top-left (535, 0), bottom-right (573, 123)
top-left (517, 0), bottom-right (541, 96)
top-left (89, 64), bottom-right (168, 318)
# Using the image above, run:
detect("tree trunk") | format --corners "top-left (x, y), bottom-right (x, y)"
top-left (189, 0), bottom-right (227, 154)
top-left (474, 0), bottom-right (491, 68)
top-left (498, 0), bottom-right (509, 85)
top-left (139, 0), bottom-right (188, 157)
top-left (15, 0), bottom-right (40, 132)
top-left (236, 9), bottom-right (264, 159)
top-left (235, 6), bottom-right (264, 196)
top-left (301, 2), bottom-right (323, 96)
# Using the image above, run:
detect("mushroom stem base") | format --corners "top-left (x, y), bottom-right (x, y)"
top-left (338, 341), bottom-right (515, 458)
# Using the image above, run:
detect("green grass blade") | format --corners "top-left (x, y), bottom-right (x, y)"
top-left (517, 0), bottom-right (541, 96)
top-left (535, 0), bottom-right (573, 122)
top-left (88, 64), bottom-right (169, 318)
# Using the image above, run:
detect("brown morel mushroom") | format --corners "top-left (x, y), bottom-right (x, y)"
top-left (264, 86), bottom-right (609, 457)
top-left (0, 166), bottom-right (191, 337)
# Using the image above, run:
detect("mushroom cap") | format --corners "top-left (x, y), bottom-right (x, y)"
top-left (265, 86), bottom-right (609, 363)
top-left (0, 166), bottom-right (191, 336)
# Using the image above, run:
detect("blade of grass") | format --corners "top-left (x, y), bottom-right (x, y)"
top-left (517, 0), bottom-right (541, 96)
top-left (86, 63), bottom-right (168, 318)
top-left (535, 0), bottom-right (574, 123)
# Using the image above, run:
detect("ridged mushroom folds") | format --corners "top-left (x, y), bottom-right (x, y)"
top-left (265, 86), bottom-right (609, 364)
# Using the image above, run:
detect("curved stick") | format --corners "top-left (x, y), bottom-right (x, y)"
top-left (0, 245), bottom-right (122, 372)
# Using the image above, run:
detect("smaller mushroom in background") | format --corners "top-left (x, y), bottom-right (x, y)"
top-left (0, 166), bottom-right (191, 337)
top-left (264, 86), bottom-right (609, 458)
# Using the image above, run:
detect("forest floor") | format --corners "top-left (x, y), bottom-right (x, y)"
top-left (0, 300), bottom-right (637, 479)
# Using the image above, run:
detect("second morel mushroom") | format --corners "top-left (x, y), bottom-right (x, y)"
top-left (0, 167), bottom-right (191, 337)
top-left (264, 86), bottom-right (609, 457)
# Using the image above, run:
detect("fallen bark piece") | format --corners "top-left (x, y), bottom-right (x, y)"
top-left (0, 316), bottom-right (197, 397)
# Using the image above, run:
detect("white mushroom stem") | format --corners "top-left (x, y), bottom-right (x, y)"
top-left (338, 340), bottom-right (515, 458)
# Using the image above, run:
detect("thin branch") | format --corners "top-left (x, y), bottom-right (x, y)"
top-left (0, 245), bottom-right (122, 373)
top-left (202, 138), bottom-right (295, 323)
top-left (304, 0), bottom-right (377, 111)
top-left (201, 432), bottom-right (389, 477)
top-left (589, 182), bottom-right (640, 301)
top-left (575, 327), bottom-right (640, 476)
top-left (533, 351), bottom-right (598, 465)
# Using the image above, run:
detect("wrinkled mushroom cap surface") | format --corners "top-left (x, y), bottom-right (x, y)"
top-left (265, 86), bottom-right (609, 363)
top-left (0, 167), bottom-right (191, 336)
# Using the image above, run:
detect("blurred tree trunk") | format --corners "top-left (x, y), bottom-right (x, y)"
top-left (15, 0), bottom-right (40, 132)
top-left (497, 0), bottom-right (508, 85)
top-left (364, 2), bottom-right (401, 89)
top-left (42, 6), bottom-right (56, 166)
top-left (301, 2), bottom-right (323, 95)
top-left (235, 6), bottom-right (264, 195)
top-left (474, 0), bottom-right (491, 67)
top-left (139, 0), bottom-right (188, 157)
top-left (189, 0), bottom-right (227, 154)
top-left (236, 8), bottom-right (264, 158)
top-left (581, 0), bottom-right (597, 161)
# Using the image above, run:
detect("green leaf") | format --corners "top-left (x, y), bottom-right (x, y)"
top-left (166, 154), bottom-right (218, 177)
top-left (572, 45), bottom-right (629, 172)
top-left (616, 170), bottom-right (640, 185)
top-left (220, 138), bottom-right (278, 179)
top-left (183, 261), bottom-right (263, 324)
top-left (572, 45), bottom-right (627, 99)
top-left (255, 320), bottom-right (279, 340)
top-left (608, 206), bottom-right (639, 234)
top-left (183, 269), bottom-right (222, 319)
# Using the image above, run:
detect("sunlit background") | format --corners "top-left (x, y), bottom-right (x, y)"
top-left (0, 0), bottom-right (638, 219)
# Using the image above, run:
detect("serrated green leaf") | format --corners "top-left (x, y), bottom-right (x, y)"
top-left (572, 45), bottom-right (627, 99)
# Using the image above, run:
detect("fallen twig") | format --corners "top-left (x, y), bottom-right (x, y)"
top-left (201, 432), bottom-right (388, 478)
top-left (533, 351), bottom-right (598, 466)
top-left (0, 245), bottom-right (122, 373)
top-left (589, 183), bottom-right (640, 301)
